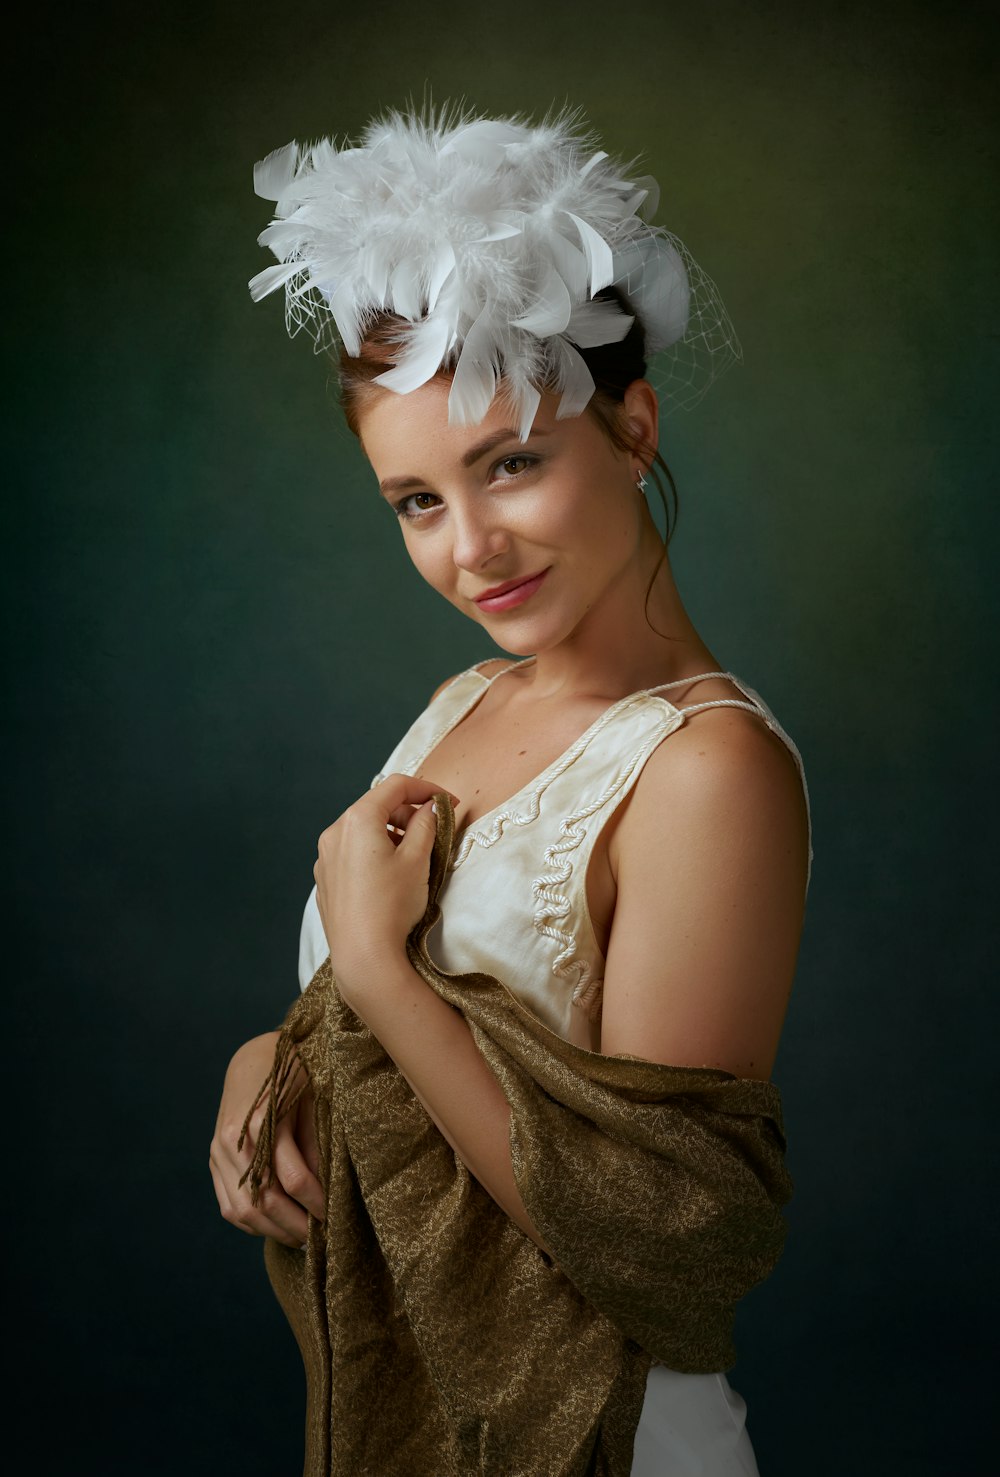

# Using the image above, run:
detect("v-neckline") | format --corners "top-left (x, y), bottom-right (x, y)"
top-left (419, 656), bottom-right (699, 844)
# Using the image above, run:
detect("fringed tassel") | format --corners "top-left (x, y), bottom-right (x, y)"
top-left (236, 1025), bottom-right (311, 1207)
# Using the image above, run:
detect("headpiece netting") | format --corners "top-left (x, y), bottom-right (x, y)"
top-left (249, 104), bottom-right (741, 439)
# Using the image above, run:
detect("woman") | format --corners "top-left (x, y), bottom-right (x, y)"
top-left (210, 105), bottom-right (813, 1475)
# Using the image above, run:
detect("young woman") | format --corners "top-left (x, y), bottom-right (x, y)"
top-left (210, 105), bottom-right (813, 1475)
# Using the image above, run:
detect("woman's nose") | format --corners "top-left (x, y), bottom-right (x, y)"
top-left (449, 501), bottom-right (510, 571)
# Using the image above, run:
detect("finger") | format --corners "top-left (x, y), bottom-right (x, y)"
top-left (386, 801), bottom-right (421, 829)
top-left (398, 797), bottom-right (439, 856)
top-left (369, 774), bottom-right (459, 821)
top-left (251, 1183), bottom-right (311, 1246)
top-left (209, 1154), bottom-right (306, 1247)
top-left (209, 1140), bottom-right (299, 1246)
top-left (274, 1114), bottom-right (326, 1221)
top-left (385, 801), bottom-right (421, 841)
top-left (211, 1124), bottom-right (312, 1247)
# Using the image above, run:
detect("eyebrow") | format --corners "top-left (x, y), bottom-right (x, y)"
top-left (378, 429), bottom-right (552, 497)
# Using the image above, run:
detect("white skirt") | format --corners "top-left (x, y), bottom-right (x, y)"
top-left (629, 1364), bottom-right (761, 1476)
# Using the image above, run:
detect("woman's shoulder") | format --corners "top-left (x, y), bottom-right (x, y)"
top-left (610, 692), bottom-right (810, 903)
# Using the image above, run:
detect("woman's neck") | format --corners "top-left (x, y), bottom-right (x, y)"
top-left (504, 516), bottom-right (721, 705)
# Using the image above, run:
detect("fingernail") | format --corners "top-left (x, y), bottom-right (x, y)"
top-left (431, 802), bottom-right (438, 815)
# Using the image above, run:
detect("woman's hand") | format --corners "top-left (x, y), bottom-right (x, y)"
top-left (314, 773), bottom-right (458, 1001)
top-left (209, 1032), bottom-right (324, 1248)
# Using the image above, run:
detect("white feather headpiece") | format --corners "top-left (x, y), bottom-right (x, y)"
top-left (249, 104), bottom-right (740, 438)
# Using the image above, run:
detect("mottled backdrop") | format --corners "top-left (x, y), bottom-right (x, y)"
top-left (9, 1), bottom-right (996, 1472)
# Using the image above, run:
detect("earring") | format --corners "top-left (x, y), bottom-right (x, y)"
top-left (635, 469), bottom-right (648, 495)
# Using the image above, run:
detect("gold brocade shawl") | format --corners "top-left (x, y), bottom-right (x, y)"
top-left (242, 794), bottom-right (794, 1477)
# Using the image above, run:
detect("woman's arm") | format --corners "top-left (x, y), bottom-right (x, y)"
top-left (598, 708), bottom-right (810, 1077)
top-left (339, 951), bottom-right (556, 1260)
top-left (345, 713), bottom-right (805, 1260)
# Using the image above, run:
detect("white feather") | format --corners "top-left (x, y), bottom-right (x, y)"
top-left (253, 142), bottom-right (299, 201)
top-left (546, 232), bottom-right (589, 299)
top-left (550, 336), bottom-right (597, 420)
top-left (248, 262), bottom-right (301, 302)
top-left (329, 280), bottom-right (362, 356)
top-left (375, 312), bottom-right (452, 394)
top-left (632, 175), bottom-right (660, 220)
top-left (389, 256), bottom-right (422, 321)
top-left (447, 307), bottom-right (500, 425)
top-left (565, 299), bottom-right (634, 348)
top-left (426, 240), bottom-right (457, 312)
top-left (506, 376), bottom-right (542, 442)
top-left (579, 149), bottom-right (608, 177)
top-left (511, 262), bottom-right (572, 336)
top-left (564, 212), bottom-right (614, 294)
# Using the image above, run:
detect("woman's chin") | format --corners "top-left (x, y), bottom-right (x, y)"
top-left (468, 608), bottom-right (558, 652)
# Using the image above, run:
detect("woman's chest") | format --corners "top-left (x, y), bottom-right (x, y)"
top-left (412, 700), bottom-right (633, 962)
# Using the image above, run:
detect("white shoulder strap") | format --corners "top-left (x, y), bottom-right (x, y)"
top-left (646, 671), bottom-right (815, 895)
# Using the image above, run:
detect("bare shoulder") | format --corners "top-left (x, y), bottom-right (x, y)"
top-left (610, 704), bottom-right (808, 890)
top-left (598, 704), bottom-right (810, 1076)
top-left (428, 658), bottom-right (510, 705)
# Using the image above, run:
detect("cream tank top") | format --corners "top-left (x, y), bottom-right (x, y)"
top-left (299, 655), bottom-right (813, 1049)
top-left (297, 655), bottom-right (813, 1475)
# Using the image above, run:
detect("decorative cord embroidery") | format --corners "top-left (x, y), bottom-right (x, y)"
top-left (447, 697), bottom-right (650, 871)
top-left (530, 722), bottom-right (681, 1022)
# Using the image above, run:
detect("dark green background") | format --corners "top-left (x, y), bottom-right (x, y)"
top-left (10, 2), bottom-right (996, 1472)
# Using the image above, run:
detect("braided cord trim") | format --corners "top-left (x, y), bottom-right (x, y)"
top-left (530, 717), bottom-right (682, 1022)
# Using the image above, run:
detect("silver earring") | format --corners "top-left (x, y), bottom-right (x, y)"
top-left (636, 469), bottom-right (648, 495)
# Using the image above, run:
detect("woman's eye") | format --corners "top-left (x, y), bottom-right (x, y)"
top-left (393, 455), bottom-right (536, 521)
top-left (496, 454), bottom-right (535, 478)
top-left (395, 492), bottom-right (439, 521)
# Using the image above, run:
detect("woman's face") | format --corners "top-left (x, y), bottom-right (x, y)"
top-left (357, 376), bottom-right (652, 655)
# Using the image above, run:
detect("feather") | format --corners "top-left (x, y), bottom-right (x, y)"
top-left (550, 337), bottom-right (597, 420)
top-left (248, 261), bottom-right (302, 303)
top-left (447, 306), bottom-right (500, 425)
top-left (632, 174), bottom-right (660, 221)
top-left (502, 376), bottom-right (541, 442)
top-left (253, 142), bottom-right (299, 201)
top-left (441, 118), bottom-right (526, 164)
top-left (579, 149), bottom-right (608, 178)
top-left (426, 240), bottom-right (457, 312)
top-left (329, 279), bottom-right (362, 356)
top-left (621, 190), bottom-right (650, 218)
top-left (511, 262), bottom-right (572, 336)
top-left (565, 299), bottom-right (634, 348)
top-left (546, 232), bottom-right (589, 300)
top-left (360, 238), bottom-right (392, 306)
top-left (469, 219), bottom-right (522, 243)
top-left (564, 211), bottom-right (614, 294)
top-left (374, 312), bottom-right (451, 395)
top-left (389, 256), bottom-right (422, 321)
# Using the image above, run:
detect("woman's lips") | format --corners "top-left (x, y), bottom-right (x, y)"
top-left (474, 568), bottom-right (550, 612)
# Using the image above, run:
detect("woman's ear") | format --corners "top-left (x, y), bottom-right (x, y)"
top-left (622, 378), bottom-right (660, 464)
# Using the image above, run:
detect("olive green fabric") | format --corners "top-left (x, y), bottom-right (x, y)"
top-left (244, 793), bottom-right (793, 1475)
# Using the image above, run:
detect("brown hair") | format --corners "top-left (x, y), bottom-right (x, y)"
top-left (335, 289), bottom-right (680, 636)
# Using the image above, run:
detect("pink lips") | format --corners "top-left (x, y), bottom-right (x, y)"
top-left (474, 568), bottom-right (550, 612)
